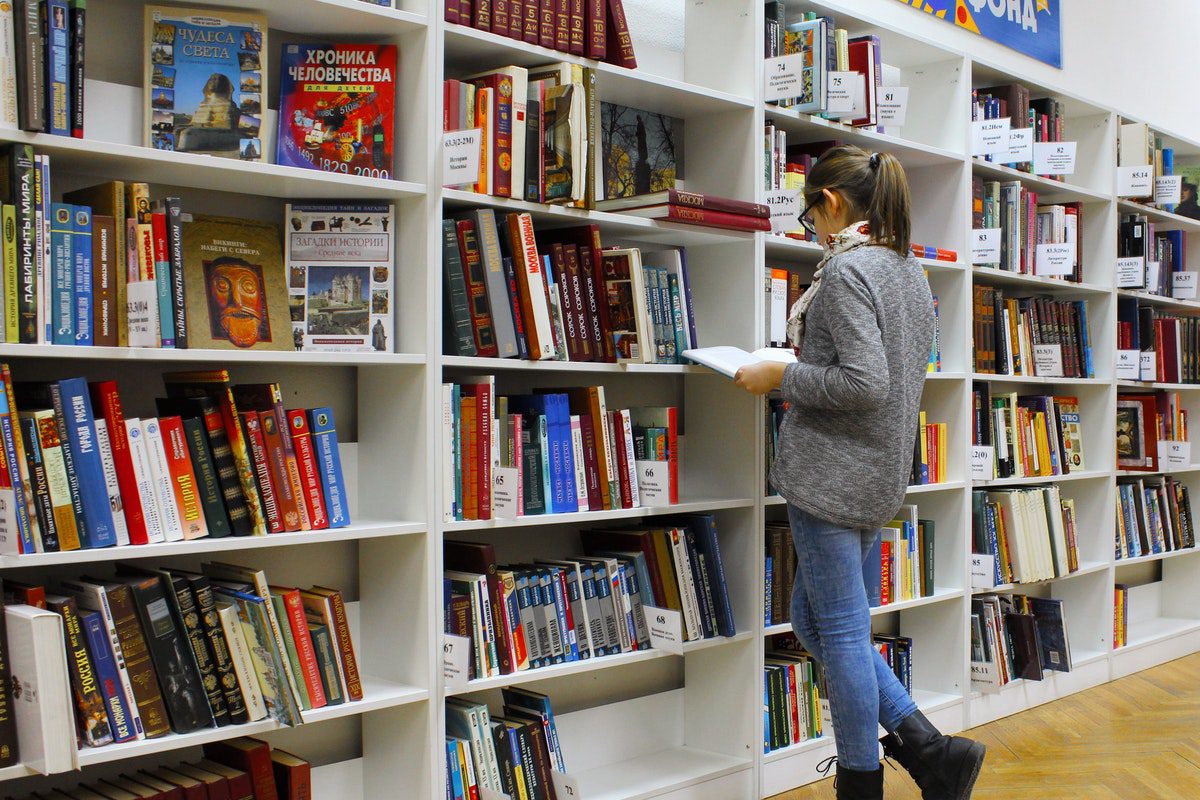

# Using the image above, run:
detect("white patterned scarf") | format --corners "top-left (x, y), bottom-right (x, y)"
top-left (786, 220), bottom-right (873, 351)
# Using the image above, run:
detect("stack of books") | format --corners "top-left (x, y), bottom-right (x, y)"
top-left (972, 288), bottom-right (1093, 377)
top-left (971, 594), bottom-right (1071, 693)
top-left (972, 486), bottom-right (1080, 586)
top-left (1116, 476), bottom-right (1196, 559)
top-left (1117, 299), bottom-right (1199, 384)
top-left (596, 190), bottom-right (770, 232)
top-left (910, 411), bottom-right (948, 486)
top-left (1117, 217), bottom-right (1185, 295)
top-left (1, 0), bottom-right (86, 137)
top-left (972, 385), bottom-right (1087, 480)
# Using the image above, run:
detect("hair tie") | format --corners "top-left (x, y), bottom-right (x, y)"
top-left (869, 152), bottom-right (881, 170)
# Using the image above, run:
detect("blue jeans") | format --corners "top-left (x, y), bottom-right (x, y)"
top-left (787, 503), bottom-right (918, 770)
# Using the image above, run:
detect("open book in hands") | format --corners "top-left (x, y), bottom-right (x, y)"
top-left (682, 346), bottom-right (797, 379)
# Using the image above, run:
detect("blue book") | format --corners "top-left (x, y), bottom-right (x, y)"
top-left (500, 687), bottom-right (565, 773)
top-left (0, 388), bottom-right (36, 554)
top-left (1163, 147), bottom-right (1176, 213)
top-left (511, 394), bottom-right (577, 514)
top-left (763, 670), bottom-right (771, 753)
top-left (862, 533), bottom-right (883, 608)
top-left (308, 407), bottom-right (349, 527)
top-left (72, 205), bottom-right (92, 346)
top-left (537, 414), bottom-right (552, 512)
top-left (678, 248), bottom-right (697, 349)
top-left (52, 378), bottom-right (116, 547)
top-left (80, 610), bottom-right (138, 742)
top-left (446, 738), bottom-right (466, 800)
top-left (764, 556), bottom-right (773, 627)
top-left (50, 203), bottom-right (74, 345)
top-left (686, 514), bottom-right (737, 637)
top-left (45, 0), bottom-right (71, 136)
top-left (545, 568), bottom-right (578, 662)
top-left (152, 215), bottom-right (174, 348)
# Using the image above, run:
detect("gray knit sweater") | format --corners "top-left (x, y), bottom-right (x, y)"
top-left (769, 245), bottom-right (934, 531)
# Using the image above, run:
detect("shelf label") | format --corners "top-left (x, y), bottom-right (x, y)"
top-left (1140, 351), bottom-right (1156, 381)
top-left (1002, 128), bottom-right (1034, 163)
top-left (1116, 256), bottom-right (1146, 288)
top-left (1173, 271), bottom-right (1198, 299)
top-left (970, 228), bottom-right (1002, 265)
top-left (970, 445), bottom-right (995, 481)
top-left (1147, 261), bottom-right (1161, 291)
top-left (765, 189), bottom-right (803, 234)
top-left (1159, 440), bottom-right (1192, 469)
top-left (765, 53), bottom-right (808, 103)
top-left (1155, 175), bottom-right (1183, 206)
top-left (1035, 242), bottom-right (1075, 276)
top-left (1117, 165), bottom-right (1154, 197)
top-left (443, 634), bottom-right (471, 689)
top-left (1033, 141), bottom-right (1077, 175)
top-left (971, 118), bottom-right (1011, 156)
top-left (550, 772), bottom-right (582, 799)
top-left (876, 87), bottom-right (909, 127)
top-left (644, 605), bottom-right (684, 655)
top-left (127, 281), bottom-right (159, 348)
top-left (442, 128), bottom-right (482, 187)
top-left (826, 71), bottom-right (863, 115)
top-left (1116, 350), bottom-right (1141, 380)
top-left (493, 466), bottom-right (520, 519)
top-left (635, 460), bottom-right (670, 506)
top-left (971, 660), bottom-right (1002, 694)
top-left (970, 554), bottom-right (997, 590)
top-left (1032, 344), bottom-right (1063, 377)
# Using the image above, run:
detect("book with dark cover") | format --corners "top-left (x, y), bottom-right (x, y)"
top-left (125, 575), bottom-right (213, 733)
top-left (46, 594), bottom-right (114, 747)
top-left (80, 610), bottom-right (138, 743)
top-left (45, 0), bottom-right (70, 135)
top-left (604, 0), bottom-right (637, 69)
top-left (442, 218), bottom-right (477, 357)
top-left (180, 415), bottom-right (232, 537)
top-left (455, 219), bottom-right (500, 357)
top-left (204, 736), bottom-right (278, 800)
top-left (179, 571), bottom-right (247, 724)
top-left (99, 581), bottom-right (171, 737)
top-left (1029, 596), bottom-right (1072, 673)
top-left (153, 197), bottom-right (188, 348)
top-left (161, 572), bottom-right (230, 725)
top-left (269, 749), bottom-right (311, 800)
top-left (174, 762), bottom-right (232, 800)
top-left (52, 378), bottom-right (117, 548)
top-left (69, 0), bottom-right (85, 137)
top-left (0, 145), bottom-right (37, 342)
top-left (1003, 611), bottom-right (1044, 681)
top-left (17, 415), bottom-right (58, 551)
top-left (13, 0), bottom-right (43, 132)
top-left (446, 539), bottom-right (515, 675)
top-left (308, 620), bottom-right (345, 705)
top-left (197, 758), bottom-right (254, 800)
top-left (131, 771), bottom-right (186, 800)
top-left (0, 584), bottom-right (16, 766)
top-left (155, 766), bottom-right (209, 800)
top-left (490, 722), bottom-right (518, 797)
top-left (685, 514), bottom-right (736, 637)
top-left (464, 208), bottom-right (519, 358)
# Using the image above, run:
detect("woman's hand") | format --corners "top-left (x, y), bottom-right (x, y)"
top-left (733, 361), bottom-right (787, 395)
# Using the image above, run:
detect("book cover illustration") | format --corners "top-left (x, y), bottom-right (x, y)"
top-left (277, 43), bottom-right (397, 179)
top-left (286, 203), bottom-right (395, 352)
top-left (180, 214), bottom-right (291, 350)
top-left (144, 5), bottom-right (267, 160)
top-left (600, 101), bottom-right (683, 201)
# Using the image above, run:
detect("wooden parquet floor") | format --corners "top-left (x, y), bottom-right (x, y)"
top-left (770, 653), bottom-right (1200, 799)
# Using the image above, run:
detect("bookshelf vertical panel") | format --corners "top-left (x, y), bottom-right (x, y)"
top-left (363, 702), bottom-right (434, 800)
top-left (356, 365), bottom-right (429, 522)
top-left (682, 1), bottom-right (757, 101)
top-left (682, 638), bottom-right (758, 759)
top-left (899, 57), bottom-right (970, 156)
top-left (1065, 112), bottom-right (1117, 198)
top-left (1052, 567), bottom-right (1115, 661)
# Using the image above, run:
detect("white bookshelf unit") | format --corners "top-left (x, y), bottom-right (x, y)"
top-left (0, 0), bottom-right (1197, 799)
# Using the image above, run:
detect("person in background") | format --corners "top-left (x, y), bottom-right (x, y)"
top-left (734, 145), bottom-right (986, 800)
top-left (1176, 180), bottom-right (1200, 219)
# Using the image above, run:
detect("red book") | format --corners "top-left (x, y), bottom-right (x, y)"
top-left (610, 411), bottom-right (632, 509)
top-left (585, 0), bottom-right (606, 59)
top-left (159, 416), bottom-right (209, 540)
top-left (847, 38), bottom-right (878, 128)
top-left (604, 0), bottom-right (636, 68)
top-left (925, 422), bottom-right (938, 484)
top-left (561, 245), bottom-right (595, 360)
top-left (271, 586), bottom-right (327, 709)
top-left (618, 204), bottom-right (772, 232)
top-left (538, 0), bottom-right (554, 47)
top-left (473, 0), bottom-right (492, 30)
top-left (493, 0), bottom-right (509, 33)
top-left (508, 0), bottom-right (525, 38)
top-left (462, 380), bottom-right (493, 520)
top-left (92, 214), bottom-right (118, 346)
top-left (467, 75), bottom-right (514, 198)
top-left (285, 410), bottom-right (329, 530)
top-left (173, 764), bottom-right (230, 800)
top-left (204, 737), bottom-right (279, 800)
top-left (567, 0), bottom-right (585, 54)
top-left (89, 381), bottom-right (149, 545)
top-left (576, 412), bottom-right (603, 510)
top-left (306, 587), bottom-right (363, 702)
top-left (459, 0), bottom-right (470, 23)
top-left (258, 410), bottom-right (303, 531)
top-left (131, 771), bottom-right (186, 800)
top-left (554, 0), bottom-right (569, 50)
top-left (597, 189), bottom-right (770, 218)
top-left (444, 0), bottom-right (459, 24)
top-left (522, 0), bottom-right (539, 43)
top-left (3, 579), bottom-right (45, 607)
top-left (152, 768), bottom-right (208, 800)
top-left (539, 226), bottom-right (613, 361)
top-left (786, 663), bottom-right (801, 742)
top-left (444, 540), bottom-right (516, 675)
top-left (455, 220), bottom-right (500, 357)
top-left (232, 384), bottom-right (311, 531)
top-left (240, 412), bottom-right (283, 533)
top-left (880, 541), bottom-right (892, 604)
top-left (269, 750), bottom-right (311, 800)
top-left (460, 398), bottom-right (478, 519)
top-left (197, 760), bottom-right (254, 800)
top-left (546, 243), bottom-right (584, 361)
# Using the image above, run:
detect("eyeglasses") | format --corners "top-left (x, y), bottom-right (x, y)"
top-left (799, 194), bottom-right (823, 236)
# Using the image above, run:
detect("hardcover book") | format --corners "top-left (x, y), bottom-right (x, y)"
top-left (143, 6), bottom-right (267, 159)
top-left (277, 43), bottom-right (396, 179)
top-left (600, 101), bottom-right (683, 202)
top-left (180, 215), bottom-right (290, 351)
top-left (285, 203), bottom-right (394, 352)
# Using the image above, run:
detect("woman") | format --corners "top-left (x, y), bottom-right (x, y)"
top-left (736, 146), bottom-right (985, 800)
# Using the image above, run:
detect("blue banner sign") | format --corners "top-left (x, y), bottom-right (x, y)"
top-left (896, 0), bottom-right (1062, 69)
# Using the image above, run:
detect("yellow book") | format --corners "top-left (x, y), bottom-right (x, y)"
top-left (937, 423), bottom-right (947, 484)
top-left (2, 205), bottom-right (15, 343)
top-left (1032, 412), bottom-right (1052, 476)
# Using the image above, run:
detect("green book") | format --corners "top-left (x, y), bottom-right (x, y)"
top-left (270, 593), bottom-right (309, 711)
top-left (307, 622), bottom-right (344, 705)
top-left (919, 519), bottom-right (935, 597)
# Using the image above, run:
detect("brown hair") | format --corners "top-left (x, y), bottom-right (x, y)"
top-left (805, 145), bottom-right (912, 257)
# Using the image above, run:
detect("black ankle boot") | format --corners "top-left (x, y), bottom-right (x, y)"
top-left (880, 710), bottom-right (986, 800)
top-left (835, 763), bottom-right (883, 800)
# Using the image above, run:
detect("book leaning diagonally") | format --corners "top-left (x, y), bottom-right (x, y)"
top-left (683, 346), bottom-right (797, 379)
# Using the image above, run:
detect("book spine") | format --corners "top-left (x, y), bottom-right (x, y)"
top-left (444, 0), bottom-right (459, 24)
top-left (124, 419), bottom-right (166, 543)
top-left (270, 595), bottom-right (309, 711)
top-left (664, 190), bottom-right (770, 218)
top-left (181, 416), bottom-right (231, 537)
top-left (241, 412), bottom-right (283, 534)
top-left (286, 409), bottom-right (329, 529)
top-left (554, 0), bottom-right (569, 50)
top-left (567, 0), bottom-right (585, 54)
top-left (163, 197), bottom-right (186, 348)
top-left (49, 202), bottom-right (72, 344)
top-left (2, 204), bottom-right (16, 344)
top-left (441, 218), bottom-right (478, 357)
top-left (473, 0), bottom-right (492, 29)
top-left (260, 409), bottom-right (304, 532)
top-left (506, 212), bottom-right (554, 359)
top-left (149, 213), bottom-right (174, 348)
top-left (91, 214), bottom-right (116, 346)
top-left (217, 604), bottom-right (268, 721)
top-left (68, 0), bottom-right (83, 136)
top-left (0, 368), bottom-right (37, 552)
top-left (160, 416), bottom-right (208, 539)
top-left (309, 408), bottom-right (349, 528)
top-left (455, 220), bottom-right (500, 357)
top-left (657, 204), bottom-right (773, 231)
top-left (92, 418), bottom-right (130, 546)
top-left (80, 610), bottom-right (137, 742)
top-left (605, 0), bottom-right (636, 68)
top-left (129, 577), bottom-right (212, 732)
top-left (309, 622), bottom-right (344, 705)
top-left (473, 210), bottom-right (519, 358)
top-left (522, 0), bottom-right (538, 43)
top-left (169, 578), bottom-right (230, 725)
top-left (55, 378), bottom-right (117, 546)
top-left (141, 417), bottom-right (185, 542)
top-left (282, 592), bottom-right (327, 709)
top-left (585, 0), bottom-right (605, 59)
top-left (38, 154), bottom-right (49, 342)
top-left (538, 0), bottom-right (554, 47)
top-left (48, 596), bottom-right (113, 747)
top-left (7, 147), bottom-right (35, 342)
top-left (13, 0), bottom-right (42, 130)
top-left (17, 415), bottom-right (57, 550)
top-left (103, 583), bottom-right (170, 737)
top-left (44, 0), bottom-right (69, 135)
top-left (71, 204), bottom-right (91, 345)
top-left (189, 578), bottom-right (247, 724)
top-left (324, 591), bottom-right (363, 701)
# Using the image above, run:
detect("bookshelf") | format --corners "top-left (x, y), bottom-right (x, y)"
top-left (0, 0), bottom-right (1195, 799)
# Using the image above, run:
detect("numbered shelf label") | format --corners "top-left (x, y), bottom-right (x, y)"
top-left (765, 53), bottom-right (807, 103)
top-left (551, 772), bottom-right (582, 799)
top-left (876, 87), bottom-right (908, 127)
top-left (1003, 128), bottom-right (1034, 163)
top-left (443, 634), bottom-right (471, 689)
top-left (970, 228), bottom-right (1002, 265)
top-left (765, 189), bottom-right (802, 234)
top-left (970, 554), bottom-right (997, 590)
top-left (1117, 165), bottom-right (1153, 197)
top-left (443, 129), bottom-right (482, 186)
top-left (1116, 256), bottom-right (1146, 288)
top-left (1155, 175), bottom-right (1183, 206)
top-left (644, 605), bottom-right (684, 655)
top-left (1116, 350), bottom-right (1140, 380)
top-left (826, 71), bottom-right (863, 114)
top-left (635, 461), bottom-right (670, 506)
top-left (971, 118), bottom-right (1011, 156)
top-left (1033, 141), bottom-right (1077, 175)
top-left (970, 445), bottom-right (995, 481)
top-left (1032, 344), bottom-right (1063, 377)
top-left (493, 467), bottom-right (520, 519)
top-left (1173, 271), bottom-right (1198, 300)
top-left (1035, 242), bottom-right (1075, 276)
top-left (1158, 440), bottom-right (1192, 469)
top-left (1140, 351), bottom-right (1156, 381)
top-left (971, 659), bottom-right (1002, 694)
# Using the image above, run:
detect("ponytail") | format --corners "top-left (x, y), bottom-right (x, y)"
top-left (805, 145), bottom-right (912, 257)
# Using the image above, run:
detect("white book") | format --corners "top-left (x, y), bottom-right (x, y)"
top-left (595, 556), bottom-right (632, 652)
top-left (1044, 486), bottom-right (1070, 578)
top-left (140, 418), bottom-right (184, 542)
top-left (0, 3), bottom-right (16, 130)
top-left (216, 603), bottom-right (268, 722)
top-left (92, 418), bottom-right (130, 547)
top-left (770, 269), bottom-right (787, 345)
top-left (592, 385), bottom-right (617, 506)
top-left (510, 213), bottom-right (555, 360)
top-left (123, 418), bottom-right (166, 544)
top-left (474, 702), bottom-right (503, 790)
top-left (442, 384), bottom-right (455, 522)
top-left (569, 415), bottom-right (589, 512)
top-left (619, 409), bottom-right (639, 508)
top-left (56, 579), bottom-right (145, 739)
top-left (6, 604), bottom-right (79, 774)
top-left (667, 527), bottom-right (702, 641)
top-left (536, 559), bottom-right (594, 660)
top-left (683, 346), bottom-right (797, 379)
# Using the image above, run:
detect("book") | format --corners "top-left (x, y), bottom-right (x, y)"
top-left (683, 345), bottom-right (796, 379)
top-left (276, 43), bottom-right (396, 178)
top-left (598, 103), bottom-right (684, 203)
top-left (159, 416), bottom-right (209, 539)
top-left (53, 377), bottom-right (118, 548)
top-left (204, 737), bottom-right (279, 800)
top-left (285, 203), bottom-right (395, 353)
top-left (46, 594), bottom-right (114, 747)
top-left (80, 610), bottom-right (139, 743)
top-left (13, 0), bottom-right (43, 132)
top-left (5, 603), bottom-right (78, 774)
top-left (0, 589), bottom-right (15, 765)
top-left (307, 406), bottom-right (349, 528)
top-left (45, 0), bottom-right (70, 136)
top-left (299, 586), bottom-right (362, 701)
top-left (216, 602), bottom-right (268, 722)
top-left (180, 215), bottom-right (290, 351)
top-left (269, 750), bottom-right (311, 800)
top-left (99, 580), bottom-right (172, 738)
top-left (285, 409), bottom-right (329, 530)
top-left (143, 5), bottom-right (267, 159)
top-left (611, 203), bottom-right (773, 231)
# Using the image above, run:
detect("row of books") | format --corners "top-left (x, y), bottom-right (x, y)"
top-left (1114, 584), bottom-right (1128, 648)
top-left (1117, 477), bottom-right (1196, 561)
top-left (765, 396), bottom-right (788, 497)
top-left (971, 593), bottom-right (1071, 693)
top-left (0, 567), bottom-right (360, 774)
top-left (0, 150), bottom-right (397, 352)
top-left (1, 369), bottom-right (349, 557)
top-left (764, 7), bottom-right (889, 131)
top-left (971, 486), bottom-right (1079, 586)
top-left (1117, 301), bottom-right (1200, 385)
top-left (910, 411), bottom-right (948, 486)
top-left (1118, 217), bottom-right (1185, 296)
top-left (2, 737), bottom-right (309, 800)
top-left (1118, 121), bottom-right (1199, 217)
top-left (443, 213), bottom-right (698, 364)
top-left (444, 521), bottom-right (734, 679)
top-left (764, 642), bottom-right (827, 754)
top-left (446, 688), bottom-right (566, 800)
top-left (1116, 391), bottom-right (1187, 472)
top-left (764, 267), bottom-right (805, 348)
top-left (972, 179), bottom-right (1084, 281)
top-left (0, 0), bottom-right (84, 137)
top-left (971, 84), bottom-right (1067, 178)
top-left (442, 379), bottom-right (677, 520)
top-left (972, 288), bottom-right (1094, 378)
top-left (443, 0), bottom-right (638, 68)
top-left (972, 385), bottom-right (1087, 480)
